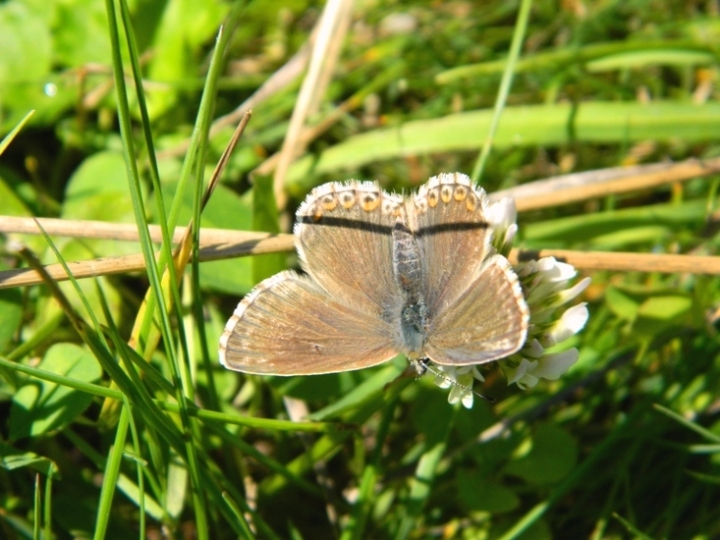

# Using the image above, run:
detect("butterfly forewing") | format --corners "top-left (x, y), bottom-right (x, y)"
top-left (410, 173), bottom-right (492, 317)
top-left (295, 181), bottom-right (405, 319)
top-left (219, 270), bottom-right (399, 375)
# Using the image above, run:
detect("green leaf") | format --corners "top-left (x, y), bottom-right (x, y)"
top-left (411, 388), bottom-right (455, 445)
top-left (0, 441), bottom-right (59, 478)
top-left (0, 175), bottom-right (32, 217)
top-left (146, 0), bottom-right (228, 117)
top-left (160, 178), bottom-right (255, 293)
top-left (605, 286), bottom-right (640, 322)
top-left (53, 0), bottom-right (111, 66)
top-left (10, 343), bottom-right (102, 440)
top-left (251, 173), bottom-right (287, 284)
top-left (61, 150), bottom-right (139, 256)
top-left (0, 286), bottom-right (22, 354)
top-left (522, 199), bottom-right (706, 247)
top-left (504, 422), bottom-right (578, 485)
top-left (285, 103), bottom-right (720, 193)
top-left (0, 2), bottom-right (51, 95)
top-left (633, 295), bottom-right (694, 338)
top-left (456, 469), bottom-right (520, 513)
top-left (637, 295), bottom-right (693, 321)
top-left (586, 50), bottom-right (714, 72)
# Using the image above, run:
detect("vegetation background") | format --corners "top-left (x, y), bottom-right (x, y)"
top-left (1, 0), bottom-right (720, 538)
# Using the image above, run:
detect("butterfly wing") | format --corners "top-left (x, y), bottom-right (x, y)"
top-left (409, 173), bottom-right (493, 317)
top-left (295, 181), bottom-right (405, 318)
top-left (424, 255), bottom-right (529, 365)
top-left (219, 271), bottom-right (399, 375)
top-left (409, 173), bottom-right (528, 365)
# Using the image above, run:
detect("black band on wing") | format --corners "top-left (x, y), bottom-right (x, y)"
top-left (298, 215), bottom-right (488, 236)
top-left (415, 221), bottom-right (488, 237)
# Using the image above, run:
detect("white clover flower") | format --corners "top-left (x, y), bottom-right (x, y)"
top-left (505, 358), bottom-right (540, 389)
top-left (541, 303), bottom-right (589, 347)
top-left (432, 365), bottom-right (484, 409)
top-left (429, 191), bottom-right (590, 406)
top-left (486, 197), bottom-right (518, 256)
top-left (501, 257), bottom-right (590, 389)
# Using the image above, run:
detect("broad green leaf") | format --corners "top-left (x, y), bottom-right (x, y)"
top-left (285, 103), bottom-right (720, 193)
top-left (456, 469), bottom-right (519, 513)
top-left (637, 295), bottom-right (693, 321)
top-left (61, 150), bottom-right (139, 257)
top-left (411, 389), bottom-right (456, 445)
top-left (273, 371), bottom-right (364, 402)
top-left (605, 286), bottom-right (641, 322)
top-left (146, 0), bottom-right (228, 117)
top-left (0, 176), bottom-right (31, 217)
top-left (10, 343), bottom-right (102, 440)
top-left (0, 2), bottom-right (51, 129)
top-left (53, 0), bottom-right (111, 66)
top-left (633, 295), bottom-right (694, 338)
top-left (504, 422), bottom-right (578, 485)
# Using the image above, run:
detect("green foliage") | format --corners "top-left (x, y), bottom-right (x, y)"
top-left (0, 0), bottom-right (720, 539)
top-left (10, 343), bottom-right (101, 439)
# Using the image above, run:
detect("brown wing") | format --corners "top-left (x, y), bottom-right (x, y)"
top-left (409, 173), bottom-right (492, 316)
top-left (294, 181), bottom-right (405, 318)
top-left (424, 255), bottom-right (529, 365)
top-left (219, 271), bottom-right (399, 375)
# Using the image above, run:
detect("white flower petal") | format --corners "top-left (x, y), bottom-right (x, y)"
top-left (504, 223), bottom-right (518, 244)
top-left (448, 382), bottom-right (473, 408)
top-left (506, 358), bottom-right (538, 385)
top-left (461, 389), bottom-right (474, 408)
top-left (516, 372), bottom-right (539, 390)
top-left (521, 338), bottom-right (544, 358)
top-left (470, 366), bottom-right (485, 382)
top-left (487, 197), bottom-right (517, 228)
top-left (551, 277), bottom-right (591, 307)
top-left (532, 349), bottom-right (579, 380)
top-left (542, 303), bottom-right (589, 346)
top-left (432, 365), bottom-right (456, 389)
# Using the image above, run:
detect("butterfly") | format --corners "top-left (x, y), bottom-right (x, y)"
top-left (219, 173), bottom-right (529, 376)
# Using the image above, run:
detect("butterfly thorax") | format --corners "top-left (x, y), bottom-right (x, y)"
top-left (392, 219), bottom-right (428, 355)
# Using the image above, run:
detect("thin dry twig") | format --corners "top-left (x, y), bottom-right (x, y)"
top-left (2, 235), bottom-right (720, 290)
top-left (3, 157), bottom-right (720, 289)
top-left (2, 157), bottom-right (717, 241)
top-left (273, 0), bottom-right (354, 208)
top-left (499, 157), bottom-right (720, 212)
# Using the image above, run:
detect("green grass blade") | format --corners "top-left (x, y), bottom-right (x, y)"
top-left (92, 405), bottom-right (130, 540)
top-left (471, 0), bottom-right (533, 183)
top-left (0, 110), bottom-right (34, 156)
top-left (285, 102), bottom-right (720, 192)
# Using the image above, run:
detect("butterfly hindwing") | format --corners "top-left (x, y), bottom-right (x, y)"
top-left (219, 270), bottom-right (399, 375)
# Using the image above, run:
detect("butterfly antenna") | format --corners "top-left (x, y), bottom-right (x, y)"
top-left (416, 358), bottom-right (495, 404)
